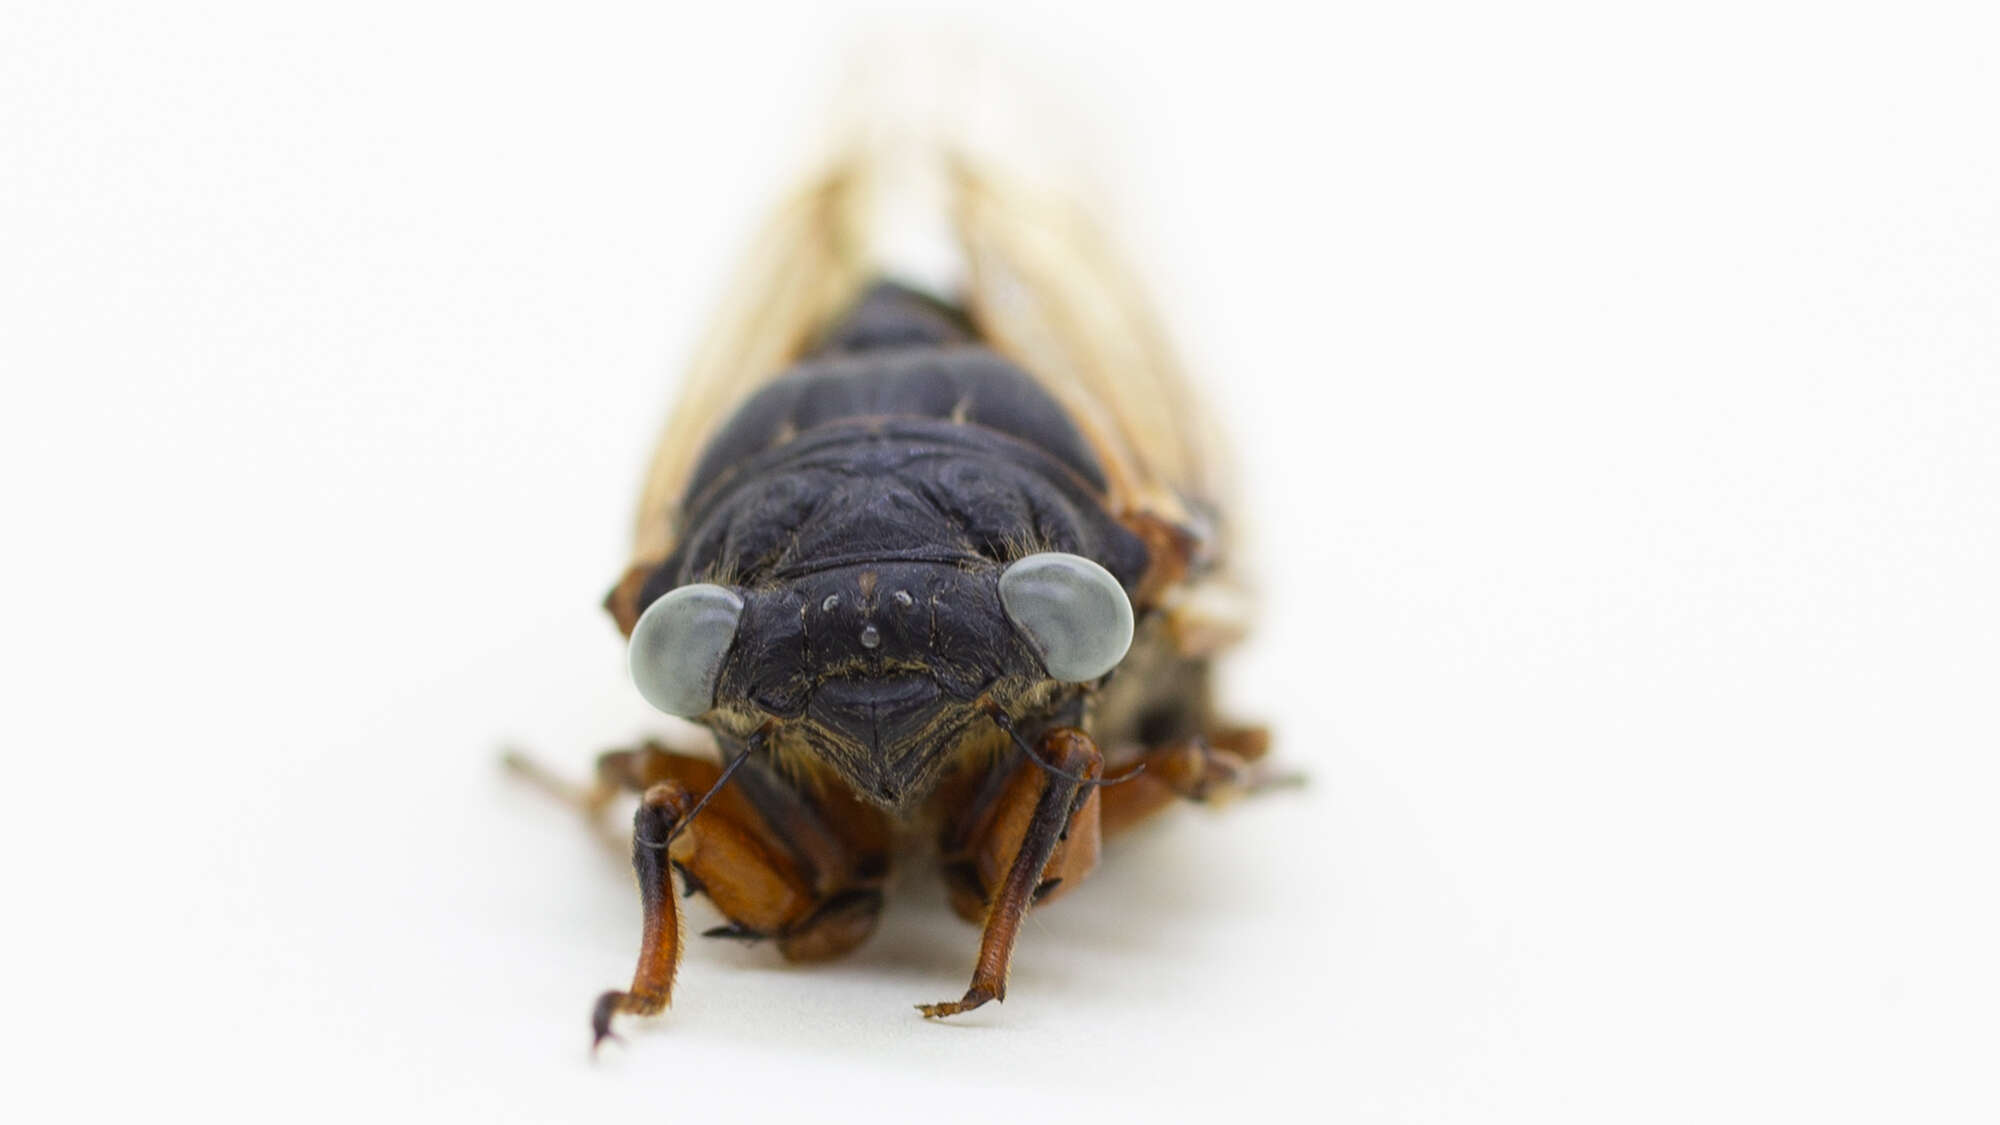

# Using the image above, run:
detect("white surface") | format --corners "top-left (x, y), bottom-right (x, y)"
top-left (6, 3), bottom-right (1998, 1121)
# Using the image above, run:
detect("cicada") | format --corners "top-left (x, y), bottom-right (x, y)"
top-left (538, 148), bottom-right (1273, 1044)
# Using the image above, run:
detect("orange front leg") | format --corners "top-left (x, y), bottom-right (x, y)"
top-left (592, 781), bottom-right (696, 1047)
top-left (1096, 723), bottom-right (1290, 835)
top-left (516, 741), bottom-right (891, 1047)
top-left (923, 727), bottom-right (1104, 1019)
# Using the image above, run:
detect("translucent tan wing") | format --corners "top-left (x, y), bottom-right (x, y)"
top-left (623, 146), bottom-right (1248, 653)
top-left (628, 162), bottom-right (878, 569)
top-left (947, 155), bottom-right (1232, 555)
top-left (947, 156), bottom-right (1248, 654)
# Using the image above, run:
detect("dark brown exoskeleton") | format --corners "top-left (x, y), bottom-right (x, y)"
top-left (520, 151), bottom-right (1275, 1045)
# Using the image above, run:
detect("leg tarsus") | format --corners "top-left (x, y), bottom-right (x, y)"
top-left (917, 985), bottom-right (998, 1020)
top-left (590, 991), bottom-right (628, 1053)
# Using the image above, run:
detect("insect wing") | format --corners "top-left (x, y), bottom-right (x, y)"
top-left (621, 148), bottom-right (1250, 653)
top-left (628, 164), bottom-right (878, 569)
top-left (950, 158), bottom-right (1249, 652)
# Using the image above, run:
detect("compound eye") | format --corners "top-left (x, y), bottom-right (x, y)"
top-left (998, 553), bottom-right (1134, 683)
top-left (627, 583), bottom-right (745, 717)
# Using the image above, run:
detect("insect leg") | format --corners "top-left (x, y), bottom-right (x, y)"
top-left (920, 727), bottom-right (1103, 1019)
top-left (719, 766), bottom-right (892, 961)
top-left (503, 738), bottom-right (722, 837)
top-left (1096, 724), bottom-right (1289, 835)
top-left (519, 741), bottom-right (895, 1041)
top-left (590, 753), bottom-right (892, 1045)
top-left (593, 781), bottom-right (694, 1049)
top-left (1097, 738), bottom-right (1244, 834)
top-left (594, 776), bottom-right (869, 1044)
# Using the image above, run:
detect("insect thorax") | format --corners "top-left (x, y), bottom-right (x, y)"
top-left (630, 285), bottom-right (1150, 810)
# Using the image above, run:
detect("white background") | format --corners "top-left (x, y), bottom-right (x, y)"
top-left (5, 2), bottom-right (1997, 1121)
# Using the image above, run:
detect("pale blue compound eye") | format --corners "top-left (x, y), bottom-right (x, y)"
top-left (627, 583), bottom-right (745, 717)
top-left (998, 553), bottom-right (1134, 683)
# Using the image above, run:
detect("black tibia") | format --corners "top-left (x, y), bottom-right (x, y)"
top-left (921, 727), bottom-right (1104, 1019)
top-left (593, 782), bottom-right (692, 1050)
